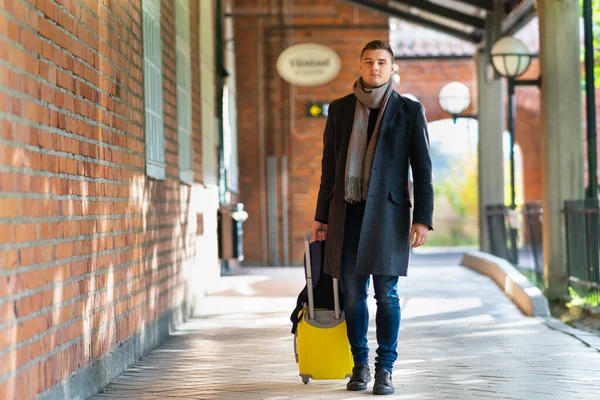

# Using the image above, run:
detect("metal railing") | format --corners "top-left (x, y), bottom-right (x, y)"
top-left (564, 199), bottom-right (600, 306)
top-left (485, 202), bottom-right (544, 288)
top-left (486, 200), bottom-right (600, 306)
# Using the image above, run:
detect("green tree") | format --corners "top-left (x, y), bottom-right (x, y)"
top-left (436, 158), bottom-right (478, 219)
top-left (580, 0), bottom-right (600, 87)
top-left (431, 157), bottom-right (479, 246)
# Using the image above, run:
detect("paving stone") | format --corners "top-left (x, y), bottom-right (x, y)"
top-left (92, 262), bottom-right (600, 400)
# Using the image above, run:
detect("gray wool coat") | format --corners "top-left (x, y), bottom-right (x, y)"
top-left (314, 91), bottom-right (434, 279)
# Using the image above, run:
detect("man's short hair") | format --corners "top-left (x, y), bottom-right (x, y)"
top-left (360, 40), bottom-right (394, 62)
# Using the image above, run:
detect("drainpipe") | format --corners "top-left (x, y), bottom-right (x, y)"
top-left (216, 0), bottom-right (228, 206)
top-left (583, 0), bottom-right (598, 198)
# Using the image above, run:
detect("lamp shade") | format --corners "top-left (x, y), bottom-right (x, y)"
top-left (490, 37), bottom-right (531, 78)
top-left (438, 82), bottom-right (471, 116)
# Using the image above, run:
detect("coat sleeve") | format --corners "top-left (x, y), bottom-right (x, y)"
top-left (409, 104), bottom-right (434, 230)
top-left (314, 101), bottom-right (337, 224)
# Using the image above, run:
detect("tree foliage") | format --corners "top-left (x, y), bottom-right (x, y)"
top-left (580, 0), bottom-right (600, 87)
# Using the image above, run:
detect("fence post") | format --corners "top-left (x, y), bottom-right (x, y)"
top-left (524, 202), bottom-right (543, 282)
top-left (486, 204), bottom-right (510, 261)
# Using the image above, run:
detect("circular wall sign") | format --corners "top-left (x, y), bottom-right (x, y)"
top-left (276, 43), bottom-right (341, 87)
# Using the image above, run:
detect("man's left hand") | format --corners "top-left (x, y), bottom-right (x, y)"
top-left (409, 223), bottom-right (429, 248)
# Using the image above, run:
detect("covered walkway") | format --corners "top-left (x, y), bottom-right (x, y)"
top-left (93, 254), bottom-right (600, 400)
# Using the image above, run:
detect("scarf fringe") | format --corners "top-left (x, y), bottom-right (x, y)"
top-left (345, 176), bottom-right (362, 203)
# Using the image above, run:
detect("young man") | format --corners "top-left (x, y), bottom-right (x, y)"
top-left (311, 40), bottom-right (434, 395)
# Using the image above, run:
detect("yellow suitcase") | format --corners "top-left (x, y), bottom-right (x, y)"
top-left (294, 232), bottom-right (353, 384)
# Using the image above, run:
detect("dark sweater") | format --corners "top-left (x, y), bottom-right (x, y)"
top-left (366, 108), bottom-right (380, 145)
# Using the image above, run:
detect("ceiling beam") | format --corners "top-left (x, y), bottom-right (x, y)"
top-left (502, 0), bottom-right (536, 36)
top-left (449, 0), bottom-right (494, 12)
top-left (391, 0), bottom-right (486, 30)
top-left (340, 0), bottom-right (483, 43)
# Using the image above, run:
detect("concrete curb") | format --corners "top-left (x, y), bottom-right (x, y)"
top-left (540, 316), bottom-right (600, 352)
top-left (460, 251), bottom-right (600, 353)
top-left (460, 251), bottom-right (550, 317)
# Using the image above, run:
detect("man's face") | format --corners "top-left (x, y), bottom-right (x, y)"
top-left (359, 49), bottom-right (394, 88)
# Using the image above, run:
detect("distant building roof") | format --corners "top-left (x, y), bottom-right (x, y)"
top-left (390, 19), bottom-right (475, 58)
top-left (391, 15), bottom-right (540, 58)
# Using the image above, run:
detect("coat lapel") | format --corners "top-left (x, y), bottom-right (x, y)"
top-left (378, 91), bottom-right (404, 139)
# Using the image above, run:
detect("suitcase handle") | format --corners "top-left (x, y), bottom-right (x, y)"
top-left (303, 231), bottom-right (341, 320)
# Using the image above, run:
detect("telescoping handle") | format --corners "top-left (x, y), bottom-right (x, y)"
top-left (303, 231), bottom-right (341, 320)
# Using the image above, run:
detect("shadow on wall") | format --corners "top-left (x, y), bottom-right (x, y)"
top-left (1, 118), bottom-right (218, 399)
top-left (0, 1), bottom-right (220, 397)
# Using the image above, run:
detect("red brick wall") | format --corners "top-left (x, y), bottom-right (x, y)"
top-left (0, 1), bottom-right (218, 398)
top-left (233, 2), bottom-right (265, 264)
top-left (396, 58), bottom-right (477, 123)
top-left (515, 105), bottom-right (543, 203)
top-left (512, 59), bottom-right (541, 204)
top-left (583, 87), bottom-right (600, 192)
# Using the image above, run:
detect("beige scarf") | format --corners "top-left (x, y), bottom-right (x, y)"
top-left (344, 78), bottom-right (394, 203)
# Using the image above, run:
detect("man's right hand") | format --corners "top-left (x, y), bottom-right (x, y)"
top-left (312, 220), bottom-right (328, 242)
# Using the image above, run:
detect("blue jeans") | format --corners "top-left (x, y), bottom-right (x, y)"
top-left (341, 202), bottom-right (401, 372)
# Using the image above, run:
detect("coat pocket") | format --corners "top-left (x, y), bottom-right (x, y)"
top-left (389, 189), bottom-right (412, 207)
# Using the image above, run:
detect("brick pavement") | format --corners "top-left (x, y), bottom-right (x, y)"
top-left (92, 258), bottom-right (600, 400)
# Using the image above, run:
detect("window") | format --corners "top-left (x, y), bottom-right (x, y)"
top-left (176, 0), bottom-right (193, 185)
top-left (142, 0), bottom-right (166, 180)
top-left (200, 0), bottom-right (218, 187)
top-left (222, 84), bottom-right (239, 192)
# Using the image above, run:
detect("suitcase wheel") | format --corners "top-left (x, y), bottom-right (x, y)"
top-left (302, 377), bottom-right (310, 384)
